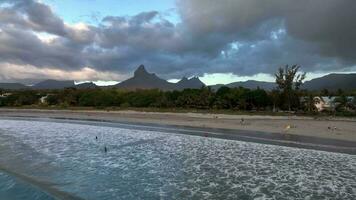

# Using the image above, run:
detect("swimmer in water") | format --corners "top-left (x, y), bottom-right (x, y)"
top-left (95, 136), bottom-right (98, 140)
top-left (104, 146), bottom-right (107, 153)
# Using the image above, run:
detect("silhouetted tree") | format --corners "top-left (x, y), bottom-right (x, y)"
top-left (275, 65), bottom-right (306, 111)
top-left (321, 88), bottom-right (329, 97)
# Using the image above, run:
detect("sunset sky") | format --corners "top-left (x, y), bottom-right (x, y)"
top-left (0, 0), bottom-right (355, 85)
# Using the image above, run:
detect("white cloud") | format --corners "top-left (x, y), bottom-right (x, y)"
top-left (33, 32), bottom-right (58, 43)
top-left (0, 63), bottom-right (127, 82)
top-left (200, 73), bottom-right (275, 85)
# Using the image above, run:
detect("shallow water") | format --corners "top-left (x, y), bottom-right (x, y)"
top-left (0, 119), bottom-right (355, 199)
top-left (0, 172), bottom-right (54, 200)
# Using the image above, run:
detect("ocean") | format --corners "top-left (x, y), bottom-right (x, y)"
top-left (0, 119), bottom-right (355, 199)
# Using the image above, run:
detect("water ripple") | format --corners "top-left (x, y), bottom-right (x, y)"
top-left (0, 119), bottom-right (355, 199)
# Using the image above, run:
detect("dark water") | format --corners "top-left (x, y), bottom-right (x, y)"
top-left (0, 119), bottom-right (355, 199)
top-left (0, 172), bottom-right (54, 200)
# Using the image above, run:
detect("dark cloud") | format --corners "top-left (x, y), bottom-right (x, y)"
top-left (0, 26), bottom-right (85, 69)
top-left (0, 0), bottom-right (355, 82)
top-left (178, 0), bottom-right (356, 64)
top-left (0, 0), bottom-right (67, 36)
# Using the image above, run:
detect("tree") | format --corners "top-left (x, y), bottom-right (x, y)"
top-left (337, 89), bottom-right (344, 96)
top-left (269, 90), bottom-right (280, 112)
top-left (214, 86), bottom-right (233, 109)
top-left (46, 94), bottom-right (60, 105)
top-left (303, 94), bottom-right (320, 113)
top-left (321, 88), bottom-right (329, 97)
top-left (334, 94), bottom-right (352, 111)
top-left (250, 87), bottom-right (269, 110)
top-left (275, 65), bottom-right (306, 111)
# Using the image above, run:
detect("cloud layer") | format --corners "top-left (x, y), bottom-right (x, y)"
top-left (0, 0), bottom-right (355, 82)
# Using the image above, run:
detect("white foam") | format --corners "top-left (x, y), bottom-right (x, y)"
top-left (0, 119), bottom-right (355, 199)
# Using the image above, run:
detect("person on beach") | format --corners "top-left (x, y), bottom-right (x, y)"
top-left (240, 118), bottom-right (245, 125)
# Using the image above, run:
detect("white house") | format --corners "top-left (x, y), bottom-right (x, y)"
top-left (314, 96), bottom-right (354, 112)
top-left (314, 96), bottom-right (336, 112)
top-left (40, 94), bottom-right (54, 104)
top-left (0, 93), bottom-right (12, 98)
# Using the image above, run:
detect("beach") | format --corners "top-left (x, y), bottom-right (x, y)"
top-left (1, 109), bottom-right (356, 199)
top-left (0, 108), bottom-right (355, 142)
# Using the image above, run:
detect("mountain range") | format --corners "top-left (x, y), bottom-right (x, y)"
top-left (302, 73), bottom-right (356, 91)
top-left (31, 80), bottom-right (75, 90)
top-left (211, 80), bottom-right (277, 91)
top-left (0, 83), bottom-right (28, 90)
top-left (114, 65), bottom-right (205, 91)
top-left (211, 73), bottom-right (356, 91)
top-left (0, 65), bottom-right (355, 91)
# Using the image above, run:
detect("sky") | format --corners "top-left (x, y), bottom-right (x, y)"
top-left (1, 0), bottom-right (356, 85)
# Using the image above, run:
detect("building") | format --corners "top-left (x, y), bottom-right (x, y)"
top-left (313, 96), bottom-right (354, 112)
top-left (0, 93), bottom-right (12, 98)
top-left (314, 96), bottom-right (336, 112)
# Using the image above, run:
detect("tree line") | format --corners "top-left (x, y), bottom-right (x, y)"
top-left (1, 65), bottom-right (356, 115)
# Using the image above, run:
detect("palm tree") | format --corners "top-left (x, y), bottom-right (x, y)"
top-left (334, 95), bottom-right (351, 111)
top-left (303, 94), bottom-right (320, 113)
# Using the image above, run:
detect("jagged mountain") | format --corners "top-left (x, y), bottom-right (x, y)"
top-left (115, 65), bottom-right (175, 90)
top-left (175, 77), bottom-right (205, 90)
top-left (115, 65), bottom-right (207, 91)
top-left (0, 83), bottom-right (28, 90)
top-left (2, 68), bottom-right (356, 91)
top-left (303, 73), bottom-right (356, 91)
top-left (31, 79), bottom-right (75, 90)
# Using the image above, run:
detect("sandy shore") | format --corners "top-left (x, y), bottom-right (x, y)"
top-left (1, 108), bottom-right (356, 143)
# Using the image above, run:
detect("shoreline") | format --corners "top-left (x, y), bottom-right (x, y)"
top-left (1, 108), bottom-right (356, 140)
top-left (0, 108), bottom-right (356, 154)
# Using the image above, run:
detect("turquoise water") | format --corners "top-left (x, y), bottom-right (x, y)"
top-left (0, 119), bottom-right (355, 199)
top-left (0, 172), bottom-right (54, 200)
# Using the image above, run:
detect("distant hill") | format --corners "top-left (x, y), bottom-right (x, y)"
top-left (226, 80), bottom-right (277, 90)
top-left (31, 79), bottom-right (75, 90)
top-left (175, 77), bottom-right (205, 90)
top-left (115, 65), bottom-right (173, 90)
top-left (75, 82), bottom-right (98, 89)
top-left (211, 74), bottom-right (356, 91)
top-left (303, 73), bottom-right (356, 91)
top-left (211, 80), bottom-right (276, 91)
top-left (2, 69), bottom-right (356, 92)
top-left (0, 83), bottom-right (28, 90)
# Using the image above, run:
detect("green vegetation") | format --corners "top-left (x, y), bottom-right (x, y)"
top-left (1, 66), bottom-right (356, 116)
top-left (275, 65), bottom-right (306, 111)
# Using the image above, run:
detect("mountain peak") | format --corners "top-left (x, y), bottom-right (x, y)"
top-left (179, 77), bottom-right (189, 82)
top-left (134, 65), bottom-right (150, 77)
top-left (176, 76), bottom-right (205, 90)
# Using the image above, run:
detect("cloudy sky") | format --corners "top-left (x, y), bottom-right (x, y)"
top-left (0, 0), bottom-right (355, 85)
